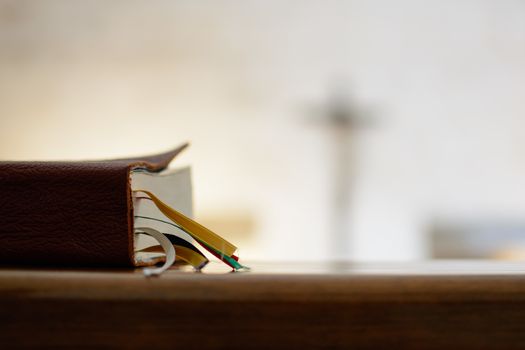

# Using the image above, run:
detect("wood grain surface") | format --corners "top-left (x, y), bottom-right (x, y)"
top-left (2, 261), bottom-right (525, 349)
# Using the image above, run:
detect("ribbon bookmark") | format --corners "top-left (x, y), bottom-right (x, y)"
top-left (135, 190), bottom-right (237, 257)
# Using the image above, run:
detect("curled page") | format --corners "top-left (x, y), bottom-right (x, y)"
top-left (135, 227), bottom-right (176, 276)
top-left (137, 235), bottom-right (209, 271)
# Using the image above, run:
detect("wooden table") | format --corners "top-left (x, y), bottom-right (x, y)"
top-left (2, 261), bottom-right (525, 349)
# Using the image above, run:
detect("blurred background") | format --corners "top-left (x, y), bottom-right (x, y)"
top-left (2, 0), bottom-right (525, 262)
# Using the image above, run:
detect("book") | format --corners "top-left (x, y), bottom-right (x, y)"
top-left (0, 143), bottom-right (245, 274)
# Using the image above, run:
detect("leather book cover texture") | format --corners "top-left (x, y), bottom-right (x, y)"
top-left (0, 144), bottom-right (188, 267)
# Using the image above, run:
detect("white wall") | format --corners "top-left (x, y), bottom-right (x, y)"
top-left (1, 0), bottom-right (525, 261)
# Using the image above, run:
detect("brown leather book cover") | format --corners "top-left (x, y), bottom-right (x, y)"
top-left (0, 144), bottom-right (188, 267)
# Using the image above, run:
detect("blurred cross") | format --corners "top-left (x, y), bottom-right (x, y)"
top-left (308, 86), bottom-right (376, 261)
